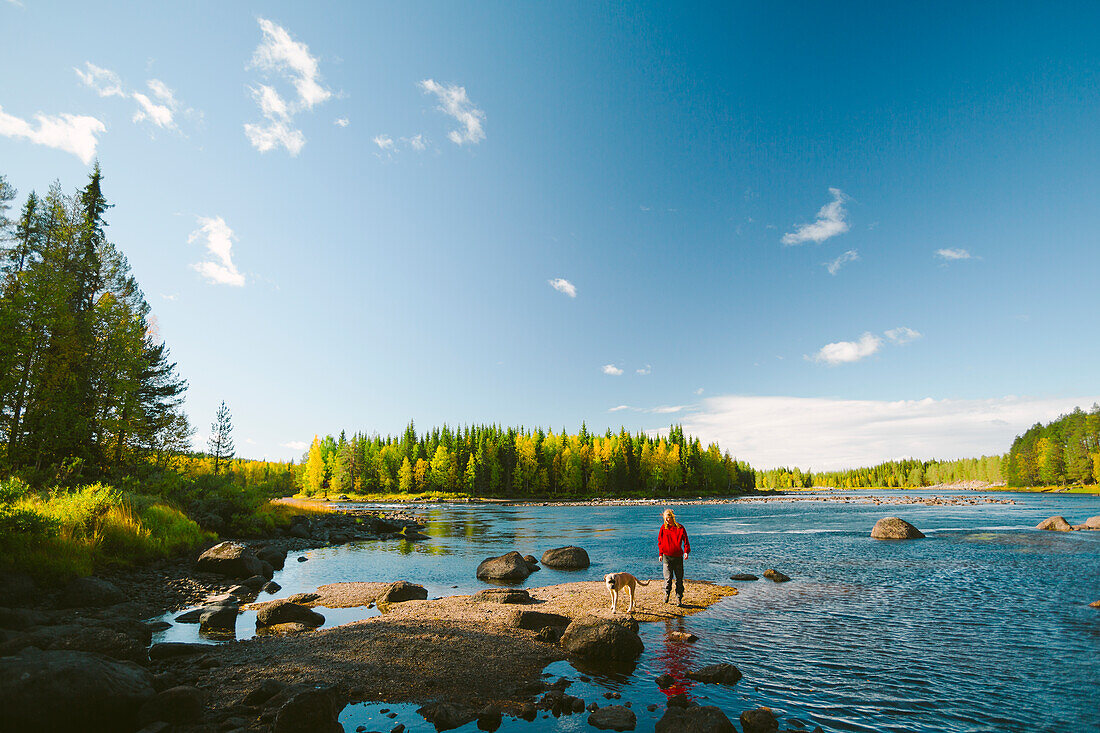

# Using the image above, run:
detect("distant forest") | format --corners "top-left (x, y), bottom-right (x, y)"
top-left (298, 424), bottom-right (756, 497)
top-left (756, 405), bottom-right (1100, 489)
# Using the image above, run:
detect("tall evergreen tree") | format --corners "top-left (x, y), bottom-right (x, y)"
top-left (207, 401), bottom-right (235, 476)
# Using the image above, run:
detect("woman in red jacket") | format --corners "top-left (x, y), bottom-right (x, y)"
top-left (658, 508), bottom-right (690, 605)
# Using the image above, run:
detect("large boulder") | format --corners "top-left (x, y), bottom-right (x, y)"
top-left (418, 701), bottom-right (475, 731)
top-left (686, 662), bottom-right (742, 685)
top-left (762, 569), bottom-right (790, 582)
top-left (256, 600), bottom-right (325, 628)
top-left (376, 581), bottom-right (428, 605)
top-left (655, 706), bottom-right (736, 733)
top-left (0, 623), bottom-right (146, 663)
top-left (1036, 516), bottom-right (1073, 531)
top-left (560, 617), bottom-right (644, 662)
top-left (476, 552), bottom-right (532, 582)
top-left (1084, 516), bottom-right (1100, 530)
top-left (257, 546), bottom-right (288, 570)
top-left (195, 542), bottom-right (265, 578)
top-left (0, 648), bottom-right (155, 731)
top-left (59, 577), bottom-right (125, 608)
top-left (509, 610), bottom-right (571, 632)
top-left (273, 686), bottom-right (346, 733)
top-left (138, 685), bottom-right (204, 726)
top-left (730, 574), bottom-right (759, 581)
top-left (199, 606), bottom-right (238, 634)
top-left (589, 705), bottom-right (637, 731)
top-left (870, 517), bottom-right (925, 540)
top-left (541, 546), bottom-right (590, 569)
top-left (740, 706), bottom-right (779, 733)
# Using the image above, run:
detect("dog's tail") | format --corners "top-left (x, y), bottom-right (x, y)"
top-left (636, 579), bottom-right (651, 586)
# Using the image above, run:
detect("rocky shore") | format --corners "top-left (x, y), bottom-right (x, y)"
top-left (517, 492), bottom-right (1018, 508)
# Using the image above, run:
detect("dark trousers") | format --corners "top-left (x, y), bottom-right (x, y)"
top-left (662, 555), bottom-right (684, 598)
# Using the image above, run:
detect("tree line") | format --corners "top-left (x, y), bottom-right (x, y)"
top-left (0, 166), bottom-right (190, 482)
top-left (755, 455), bottom-right (1007, 489)
top-left (1004, 405), bottom-right (1100, 487)
top-left (298, 423), bottom-right (756, 497)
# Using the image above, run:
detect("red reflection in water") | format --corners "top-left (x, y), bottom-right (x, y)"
top-left (656, 618), bottom-right (699, 701)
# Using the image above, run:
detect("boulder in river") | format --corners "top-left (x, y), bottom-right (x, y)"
top-left (730, 573), bottom-right (759, 581)
top-left (274, 686), bottom-right (346, 733)
top-left (59, 576), bottom-right (125, 608)
top-left (655, 705), bottom-right (736, 733)
top-left (476, 551), bottom-right (532, 582)
top-left (655, 673), bottom-right (675, 689)
top-left (0, 648), bottom-right (155, 731)
top-left (588, 705), bottom-right (637, 731)
top-left (686, 662), bottom-right (742, 685)
top-left (1084, 516), bottom-right (1100, 530)
top-left (740, 706), bottom-right (779, 733)
top-left (256, 600), bottom-right (325, 628)
top-left (417, 701), bottom-right (475, 731)
top-left (376, 581), bottom-right (428, 605)
top-left (870, 517), bottom-right (926, 540)
top-left (541, 546), bottom-right (590, 569)
top-left (263, 580), bottom-right (282, 594)
top-left (1089, 599), bottom-right (1100, 608)
top-left (1036, 516), bottom-right (1073, 531)
top-left (763, 569), bottom-right (790, 582)
top-left (199, 606), bottom-right (238, 634)
top-left (472, 588), bottom-right (531, 604)
top-left (257, 545), bottom-right (288, 570)
top-left (195, 541), bottom-right (264, 578)
top-left (560, 617), bottom-right (644, 662)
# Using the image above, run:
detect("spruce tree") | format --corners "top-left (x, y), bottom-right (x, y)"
top-left (207, 401), bottom-right (235, 476)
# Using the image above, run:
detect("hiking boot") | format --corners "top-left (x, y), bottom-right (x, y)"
top-left (676, 596), bottom-right (684, 606)
top-left (664, 591), bottom-right (671, 603)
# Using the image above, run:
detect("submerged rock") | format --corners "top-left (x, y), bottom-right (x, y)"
top-left (870, 517), bottom-right (926, 540)
top-left (475, 551), bottom-right (532, 582)
top-left (730, 573), bottom-right (759, 581)
top-left (656, 705), bottom-right (736, 733)
top-left (1036, 516), bottom-right (1073, 531)
top-left (560, 617), bottom-right (643, 662)
top-left (740, 706), bottom-right (779, 733)
top-left (589, 705), bottom-right (637, 731)
top-left (541, 546), bottom-right (590, 569)
top-left (763, 569), bottom-right (791, 582)
top-left (686, 662), bottom-right (742, 685)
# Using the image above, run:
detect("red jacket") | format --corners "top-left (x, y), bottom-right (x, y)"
top-left (658, 524), bottom-right (690, 558)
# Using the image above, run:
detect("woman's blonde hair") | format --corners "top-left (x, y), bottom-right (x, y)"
top-left (662, 509), bottom-right (678, 527)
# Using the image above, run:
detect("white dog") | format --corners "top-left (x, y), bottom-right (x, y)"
top-left (605, 572), bottom-right (650, 614)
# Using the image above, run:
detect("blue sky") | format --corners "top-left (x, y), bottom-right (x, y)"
top-left (2, 2), bottom-right (1098, 469)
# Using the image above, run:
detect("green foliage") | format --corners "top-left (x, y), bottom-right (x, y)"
top-left (295, 422), bottom-right (755, 498)
top-left (760, 454), bottom-right (1008, 489)
top-left (1006, 405), bottom-right (1100, 487)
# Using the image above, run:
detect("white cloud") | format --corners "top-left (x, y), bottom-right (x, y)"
top-left (607, 404), bottom-right (686, 414)
top-left (636, 364), bottom-right (652, 375)
top-left (0, 106), bottom-right (105, 164)
top-left (282, 440), bottom-right (308, 452)
top-left (782, 188), bottom-right (850, 245)
top-left (76, 64), bottom-right (182, 130)
top-left (189, 216), bottom-right (245, 287)
top-left (160, 293), bottom-right (178, 301)
top-left (695, 388), bottom-right (704, 395)
top-left (75, 62), bottom-right (124, 97)
top-left (419, 79), bottom-right (485, 145)
top-left (885, 326), bottom-right (922, 344)
top-left (334, 117), bottom-right (349, 127)
top-left (373, 134), bottom-right (395, 151)
top-left (245, 18), bottom-right (331, 155)
top-left (936, 248), bottom-right (972, 261)
top-left (609, 405), bottom-right (631, 412)
top-left (825, 249), bottom-right (860, 275)
top-left (811, 332), bottom-right (881, 365)
top-left (602, 364), bottom-right (624, 376)
top-left (548, 278), bottom-right (576, 298)
top-left (680, 393), bottom-right (1100, 471)
top-left (405, 133), bottom-right (427, 151)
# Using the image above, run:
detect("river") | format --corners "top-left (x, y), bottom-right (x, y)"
top-left (153, 491), bottom-right (1100, 732)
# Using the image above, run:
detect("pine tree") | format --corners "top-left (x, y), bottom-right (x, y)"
top-left (207, 401), bottom-right (235, 476)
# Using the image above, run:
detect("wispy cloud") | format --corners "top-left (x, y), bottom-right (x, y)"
top-left (885, 326), bottom-right (922, 344)
top-left (189, 216), bottom-right (245, 287)
top-left (636, 364), bottom-right (652, 375)
top-left (607, 404), bottom-right (686, 414)
top-left (601, 364), bottom-right (624, 376)
top-left (373, 134), bottom-right (395, 151)
top-left (160, 293), bottom-right (178, 301)
top-left (282, 440), bottom-right (308, 452)
top-left (548, 278), bottom-right (576, 298)
top-left (405, 134), bottom-right (428, 151)
top-left (680, 393), bottom-right (1100, 471)
top-left (334, 117), bottom-right (349, 127)
top-left (245, 18), bottom-right (331, 155)
top-left (695, 388), bottom-right (704, 395)
top-left (75, 63), bottom-right (183, 131)
top-left (936, 248), bottom-right (972, 261)
top-left (419, 79), bottom-right (485, 145)
top-left (782, 188), bottom-right (850, 245)
top-left (811, 332), bottom-right (882, 365)
top-left (825, 249), bottom-right (860, 275)
top-left (0, 105), bottom-right (105, 164)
